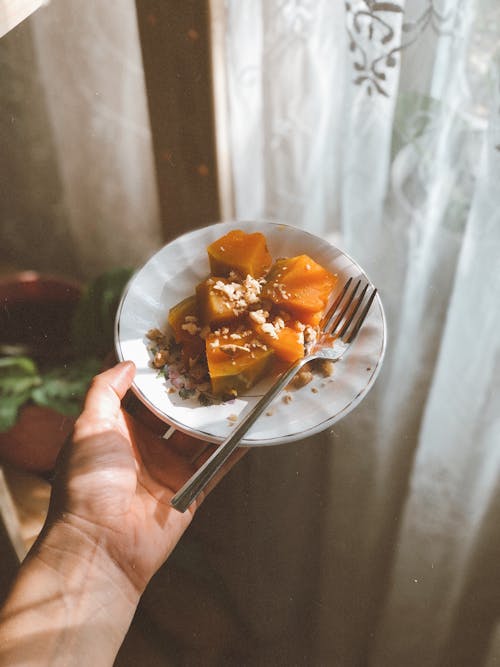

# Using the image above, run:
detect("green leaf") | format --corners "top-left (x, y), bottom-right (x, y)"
top-left (0, 376), bottom-right (40, 395)
top-left (70, 267), bottom-right (134, 358)
top-left (0, 390), bottom-right (34, 432)
top-left (0, 356), bottom-right (38, 376)
top-left (0, 356), bottom-right (41, 431)
top-left (0, 266), bottom-right (135, 430)
top-left (31, 357), bottom-right (102, 417)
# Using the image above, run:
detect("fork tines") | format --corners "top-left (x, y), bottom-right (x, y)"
top-left (324, 277), bottom-right (377, 344)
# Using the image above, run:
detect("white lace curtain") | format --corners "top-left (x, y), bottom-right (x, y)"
top-left (225, 1), bottom-right (500, 665)
top-left (2, 1), bottom-right (500, 665)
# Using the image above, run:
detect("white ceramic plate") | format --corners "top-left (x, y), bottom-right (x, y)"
top-left (115, 221), bottom-right (386, 445)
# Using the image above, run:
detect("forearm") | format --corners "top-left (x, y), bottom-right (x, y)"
top-left (0, 520), bottom-right (140, 667)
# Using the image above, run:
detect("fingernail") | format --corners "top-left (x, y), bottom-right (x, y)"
top-left (113, 360), bottom-right (136, 382)
top-left (119, 360), bottom-right (136, 374)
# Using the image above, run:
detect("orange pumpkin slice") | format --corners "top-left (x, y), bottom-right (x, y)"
top-left (206, 326), bottom-right (274, 396)
top-left (251, 319), bottom-right (305, 364)
top-left (207, 229), bottom-right (272, 279)
top-left (167, 295), bottom-right (204, 365)
top-left (262, 254), bottom-right (337, 325)
top-left (196, 277), bottom-right (240, 327)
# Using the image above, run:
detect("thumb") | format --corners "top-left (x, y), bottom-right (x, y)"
top-left (75, 361), bottom-right (136, 438)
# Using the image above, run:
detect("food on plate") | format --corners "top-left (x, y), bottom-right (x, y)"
top-left (250, 317), bottom-right (306, 364)
top-left (166, 295), bottom-right (204, 366)
top-left (146, 229), bottom-right (337, 403)
top-left (205, 325), bottom-right (274, 396)
top-left (207, 229), bottom-right (273, 279)
top-left (195, 275), bottom-right (258, 326)
top-left (262, 254), bottom-right (337, 326)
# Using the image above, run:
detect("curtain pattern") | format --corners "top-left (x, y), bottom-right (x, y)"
top-left (225, 1), bottom-right (500, 665)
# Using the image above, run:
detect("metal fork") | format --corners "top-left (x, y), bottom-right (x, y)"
top-left (170, 277), bottom-right (378, 512)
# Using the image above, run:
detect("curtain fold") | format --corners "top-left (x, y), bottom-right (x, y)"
top-left (0, 0), bottom-right (161, 279)
top-left (372, 79), bottom-right (500, 665)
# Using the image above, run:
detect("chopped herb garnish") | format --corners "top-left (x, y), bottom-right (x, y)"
top-left (198, 392), bottom-right (214, 406)
top-left (178, 386), bottom-right (196, 400)
top-left (167, 340), bottom-right (183, 356)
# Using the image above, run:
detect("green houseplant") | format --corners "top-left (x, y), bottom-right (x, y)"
top-left (0, 268), bottom-right (133, 473)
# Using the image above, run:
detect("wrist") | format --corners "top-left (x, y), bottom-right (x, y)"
top-left (33, 516), bottom-right (143, 607)
top-left (0, 519), bottom-right (141, 667)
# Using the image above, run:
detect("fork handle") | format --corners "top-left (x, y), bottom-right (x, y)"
top-left (170, 357), bottom-right (310, 513)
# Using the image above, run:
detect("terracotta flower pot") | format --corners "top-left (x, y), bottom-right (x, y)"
top-left (0, 272), bottom-right (82, 473)
top-left (0, 404), bottom-right (74, 474)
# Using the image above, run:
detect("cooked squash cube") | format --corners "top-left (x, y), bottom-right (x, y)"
top-left (251, 320), bottom-right (305, 364)
top-left (196, 277), bottom-right (240, 327)
top-left (167, 295), bottom-right (204, 365)
top-left (262, 255), bottom-right (337, 325)
top-left (206, 327), bottom-right (274, 396)
top-left (207, 229), bottom-right (272, 279)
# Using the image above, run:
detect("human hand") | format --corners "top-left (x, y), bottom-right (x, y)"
top-left (0, 361), bottom-right (247, 666)
top-left (44, 361), bottom-right (246, 595)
